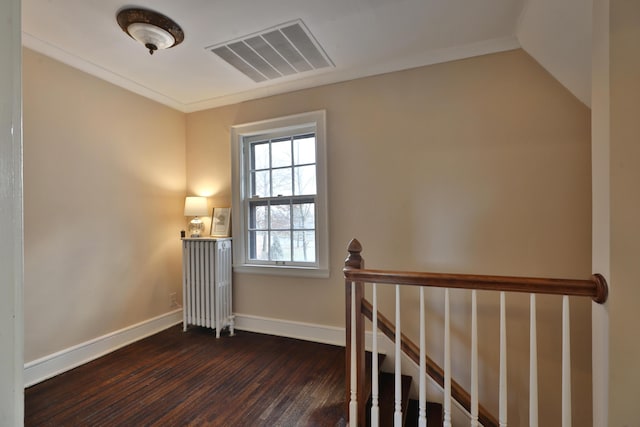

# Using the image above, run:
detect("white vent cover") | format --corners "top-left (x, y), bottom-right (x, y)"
top-left (206, 20), bottom-right (334, 82)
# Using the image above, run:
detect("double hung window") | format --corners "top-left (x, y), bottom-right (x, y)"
top-left (231, 111), bottom-right (328, 277)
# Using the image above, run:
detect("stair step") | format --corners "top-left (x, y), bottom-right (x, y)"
top-left (361, 360), bottom-right (443, 427)
top-left (405, 399), bottom-right (444, 427)
top-left (364, 352), bottom-right (387, 407)
top-left (375, 372), bottom-right (412, 426)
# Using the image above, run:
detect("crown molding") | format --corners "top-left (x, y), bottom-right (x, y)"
top-left (23, 32), bottom-right (519, 114)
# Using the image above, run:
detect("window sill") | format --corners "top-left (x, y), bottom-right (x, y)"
top-left (233, 264), bottom-right (330, 279)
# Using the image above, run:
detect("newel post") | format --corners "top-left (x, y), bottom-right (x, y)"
top-left (345, 239), bottom-right (366, 426)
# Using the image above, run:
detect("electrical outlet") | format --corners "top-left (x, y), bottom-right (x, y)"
top-left (169, 292), bottom-right (179, 309)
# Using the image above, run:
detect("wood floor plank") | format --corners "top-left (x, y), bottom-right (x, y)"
top-left (25, 326), bottom-right (347, 426)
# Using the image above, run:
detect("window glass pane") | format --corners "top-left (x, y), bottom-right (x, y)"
top-left (250, 203), bottom-right (268, 229)
top-left (293, 135), bottom-right (315, 165)
top-left (272, 168), bottom-right (293, 196)
top-left (252, 142), bottom-right (270, 170)
top-left (271, 231), bottom-right (291, 261)
top-left (293, 203), bottom-right (315, 229)
top-left (293, 165), bottom-right (316, 195)
top-left (251, 170), bottom-right (270, 197)
top-left (271, 139), bottom-right (291, 168)
top-left (249, 230), bottom-right (269, 260)
top-left (293, 231), bottom-right (316, 262)
top-left (269, 203), bottom-right (290, 230)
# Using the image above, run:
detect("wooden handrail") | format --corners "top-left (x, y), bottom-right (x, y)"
top-left (361, 299), bottom-right (499, 427)
top-left (344, 241), bottom-right (608, 304)
top-left (344, 238), bottom-right (609, 426)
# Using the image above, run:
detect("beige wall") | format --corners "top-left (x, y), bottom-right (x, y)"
top-left (187, 49), bottom-right (593, 425)
top-left (23, 48), bottom-right (186, 362)
top-left (609, 0), bottom-right (640, 425)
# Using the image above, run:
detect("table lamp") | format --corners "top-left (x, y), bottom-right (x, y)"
top-left (184, 196), bottom-right (208, 237)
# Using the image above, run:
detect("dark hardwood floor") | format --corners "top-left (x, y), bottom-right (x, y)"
top-left (25, 326), bottom-right (347, 426)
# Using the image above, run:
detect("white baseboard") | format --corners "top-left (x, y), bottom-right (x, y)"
top-left (233, 313), bottom-right (388, 353)
top-left (234, 313), bottom-right (345, 346)
top-left (23, 311), bottom-right (365, 388)
top-left (23, 309), bottom-right (183, 388)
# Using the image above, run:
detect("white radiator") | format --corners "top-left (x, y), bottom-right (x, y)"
top-left (182, 238), bottom-right (234, 338)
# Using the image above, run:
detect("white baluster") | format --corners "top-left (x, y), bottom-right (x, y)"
top-left (529, 294), bottom-right (538, 427)
top-left (471, 290), bottom-right (479, 427)
top-left (444, 288), bottom-right (452, 427)
top-left (499, 291), bottom-right (507, 427)
top-left (394, 285), bottom-right (403, 426)
top-left (371, 283), bottom-right (380, 427)
top-left (419, 287), bottom-right (427, 427)
top-left (562, 295), bottom-right (572, 427)
top-left (349, 282), bottom-right (358, 426)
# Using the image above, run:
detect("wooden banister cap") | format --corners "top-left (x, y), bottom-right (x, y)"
top-left (347, 238), bottom-right (362, 254)
top-left (344, 238), bottom-right (364, 269)
top-left (592, 273), bottom-right (608, 304)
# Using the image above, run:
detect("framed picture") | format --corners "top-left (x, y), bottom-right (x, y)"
top-left (210, 207), bottom-right (231, 237)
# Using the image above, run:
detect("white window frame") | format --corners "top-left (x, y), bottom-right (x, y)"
top-left (231, 110), bottom-right (329, 278)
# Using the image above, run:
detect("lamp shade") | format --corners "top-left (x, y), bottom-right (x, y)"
top-left (184, 197), bottom-right (208, 217)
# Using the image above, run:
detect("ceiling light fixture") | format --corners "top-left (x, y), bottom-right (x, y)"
top-left (116, 8), bottom-right (184, 55)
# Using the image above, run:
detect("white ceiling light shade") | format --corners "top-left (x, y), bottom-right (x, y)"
top-left (117, 8), bottom-right (184, 55)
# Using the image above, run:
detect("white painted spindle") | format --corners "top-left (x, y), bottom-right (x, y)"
top-left (394, 285), bottom-right (403, 426)
top-left (444, 288), bottom-right (452, 427)
top-left (419, 287), bottom-right (427, 427)
top-left (349, 282), bottom-right (358, 426)
top-left (562, 295), bottom-right (572, 427)
top-left (499, 291), bottom-right (507, 427)
top-left (471, 289), bottom-right (479, 427)
top-left (371, 283), bottom-right (380, 427)
top-left (529, 294), bottom-right (538, 427)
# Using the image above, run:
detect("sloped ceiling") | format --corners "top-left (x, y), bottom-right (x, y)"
top-left (22, 0), bottom-right (592, 112)
top-left (517, 0), bottom-right (592, 106)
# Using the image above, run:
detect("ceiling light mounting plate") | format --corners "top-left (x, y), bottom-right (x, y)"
top-left (116, 7), bottom-right (184, 55)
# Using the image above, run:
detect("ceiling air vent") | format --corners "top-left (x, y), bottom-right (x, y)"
top-left (206, 19), bottom-right (334, 83)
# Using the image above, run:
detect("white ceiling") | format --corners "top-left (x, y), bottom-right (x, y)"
top-left (22, 0), bottom-right (591, 113)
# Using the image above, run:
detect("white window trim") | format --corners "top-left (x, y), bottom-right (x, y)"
top-left (231, 110), bottom-right (329, 278)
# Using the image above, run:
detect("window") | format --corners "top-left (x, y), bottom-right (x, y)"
top-left (231, 111), bottom-right (328, 277)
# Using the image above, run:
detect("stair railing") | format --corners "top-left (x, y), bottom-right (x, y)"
top-left (344, 238), bottom-right (608, 427)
